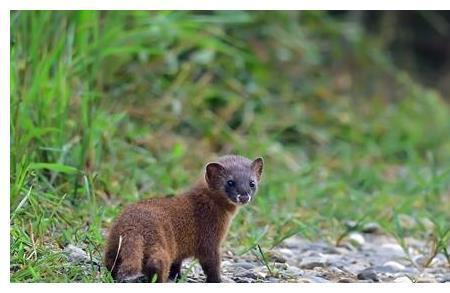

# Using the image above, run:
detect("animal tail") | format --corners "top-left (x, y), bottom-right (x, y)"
top-left (104, 230), bottom-right (145, 280)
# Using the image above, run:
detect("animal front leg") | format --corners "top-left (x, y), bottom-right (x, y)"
top-left (199, 253), bottom-right (222, 283)
top-left (169, 261), bottom-right (182, 281)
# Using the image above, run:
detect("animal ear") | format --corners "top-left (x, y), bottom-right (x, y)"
top-left (251, 157), bottom-right (264, 181)
top-left (205, 162), bottom-right (226, 186)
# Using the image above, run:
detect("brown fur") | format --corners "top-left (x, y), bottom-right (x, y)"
top-left (104, 155), bottom-right (264, 283)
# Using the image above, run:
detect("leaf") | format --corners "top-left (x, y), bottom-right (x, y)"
top-left (28, 163), bottom-right (78, 174)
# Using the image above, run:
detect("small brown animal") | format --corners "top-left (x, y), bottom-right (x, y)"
top-left (104, 155), bottom-right (264, 283)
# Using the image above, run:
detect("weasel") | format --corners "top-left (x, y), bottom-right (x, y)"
top-left (104, 155), bottom-right (264, 283)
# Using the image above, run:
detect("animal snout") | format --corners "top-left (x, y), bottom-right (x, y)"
top-left (237, 193), bottom-right (251, 204)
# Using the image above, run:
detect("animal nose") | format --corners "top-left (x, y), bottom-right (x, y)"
top-left (239, 194), bottom-right (250, 204)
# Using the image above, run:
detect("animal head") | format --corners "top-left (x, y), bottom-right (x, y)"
top-left (205, 155), bottom-right (264, 205)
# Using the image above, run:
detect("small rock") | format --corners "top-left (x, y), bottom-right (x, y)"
top-left (298, 278), bottom-right (312, 283)
top-left (221, 276), bottom-right (236, 283)
top-left (234, 270), bottom-right (257, 279)
top-left (256, 269), bottom-right (268, 279)
top-left (338, 278), bottom-right (353, 283)
top-left (282, 237), bottom-right (304, 249)
top-left (412, 255), bottom-right (440, 267)
top-left (416, 276), bottom-right (437, 283)
top-left (329, 266), bottom-right (345, 274)
top-left (233, 261), bottom-right (256, 270)
top-left (64, 244), bottom-right (91, 263)
top-left (382, 261), bottom-right (406, 272)
top-left (344, 220), bottom-right (358, 229)
top-left (304, 276), bottom-right (330, 283)
top-left (284, 265), bottom-right (304, 276)
top-left (379, 243), bottom-right (406, 257)
top-left (233, 276), bottom-right (256, 283)
top-left (393, 276), bottom-right (412, 283)
top-left (357, 268), bottom-right (379, 282)
top-left (437, 274), bottom-right (450, 283)
top-left (277, 248), bottom-right (295, 258)
top-left (347, 233), bottom-right (365, 247)
top-left (266, 250), bottom-right (287, 263)
top-left (362, 222), bottom-right (381, 234)
top-left (299, 257), bottom-right (329, 269)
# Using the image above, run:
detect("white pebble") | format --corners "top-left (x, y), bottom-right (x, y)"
top-left (347, 232), bottom-right (365, 247)
top-left (383, 261), bottom-right (406, 271)
top-left (393, 276), bottom-right (413, 283)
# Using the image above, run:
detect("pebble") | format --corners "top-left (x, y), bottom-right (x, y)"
top-left (345, 220), bottom-right (358, 229)
top-left (347, 233), bottom-right (365, 247)
top-left (233, 261), bottom-right (256, 270)
top-left (282, 237), bottom-right (304, 249)
top-left (64, 244), bottom-right (92, 264)
top-left (382, 261), bottom-right (406, 272)
top-left (234, 269), bottom-right (258, 279)
top-left (266, 251), bottom-right (287, 263)
top-left (233, 276), bottom-right (256, 283)
top-left (305, 276), bottom-right (330, 283)
top-left (338, 278), bottom-right (353, 283)
top-left (285, 264), bottom-right (304, 276)
top-left (221, 276), bottom-right (235, 283)
top-left (278, 248), bottom-right (295, 258)
top-left (416, 276), bottom-right (437, 283)
top-left (437, 274), bottom-right (450, 283)
top-left (393, 276), bottom-right (413, 283)
top-left (379, 243), bottom-right (406, 257)
top-left (362, 222), bottom-right (381, 234)
top-left (299, 257), bottom-right (329, 269)
top-left (357, 268), bottom-right (379, 282)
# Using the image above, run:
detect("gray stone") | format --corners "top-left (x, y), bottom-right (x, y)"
top-left (63, 244), bottom-right (93, 264)
top-left (304, 275), bottom-right (330, 283)
top-left (234, 267), bottom-right (260, 279)
top-left (267, 250), bottom-right (287, 263)
top-left (437, 274), bottom-right (450, 283)
top-left (379, 243), bottom-right (406, 258)
top-left (416, 276), bottom-right (437, 283)
top-left (299, 257), bottom-right (329, 269)
top-left (221, 276), bottom-right (236, 283)
top-left (233, 276), bottom-right (256, 283)
top-left (233, 261), bottom-right (256, 270)
top-left (281, 236), bottom-right (305, 249)
top-left (345, 220), bottom-right (358, 229)
top-left (338, 278), bottom-right (354, 283)
top-left (357, 268), bottom-right (379, 282)
top-left (382, 261), bottom-right (406, 272)
top-left (362, 222), bottom-right (381, 234)
top-left (285, 265), bottom-right (304, 276)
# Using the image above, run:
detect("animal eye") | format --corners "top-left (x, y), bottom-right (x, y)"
top-left (249, 180), bottom-right (255, 188)
top-left (227, 180), bottom-right (235, 187)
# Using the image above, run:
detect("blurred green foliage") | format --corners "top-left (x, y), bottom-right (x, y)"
top-left (10, 11), bottom-right (450, 282)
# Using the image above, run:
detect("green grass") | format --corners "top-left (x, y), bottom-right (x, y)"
top-left (10, 11), bottom-right (450, 282)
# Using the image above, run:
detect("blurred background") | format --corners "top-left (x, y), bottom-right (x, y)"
top-left (10, 11), bottom-right (450, 282)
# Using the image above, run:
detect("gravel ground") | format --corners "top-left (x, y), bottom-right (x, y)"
top-left (65, 226), bottom-right (450, 283)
